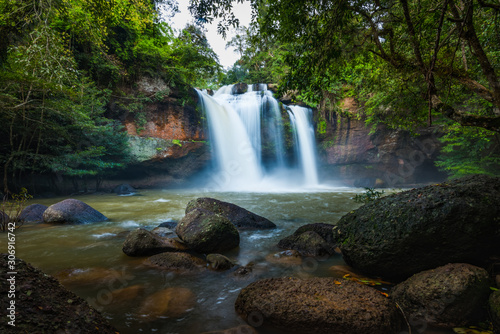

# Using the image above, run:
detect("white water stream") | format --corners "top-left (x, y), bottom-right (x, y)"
top-left (197, 84), bottom-right (320, 191)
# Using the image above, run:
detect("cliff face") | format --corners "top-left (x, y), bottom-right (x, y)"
top-left (110, 80), bottom-right (211, 187)
top-left (315, 97), bottom-right (446, 187)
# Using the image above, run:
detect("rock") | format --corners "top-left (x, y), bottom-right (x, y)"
top-left (145, 252), bottom-right (207, 272)
top-left (232, 83), bottom-right (248, 94)
top-left (122, 228), bottom-right (188, 256)
top-left (138, 287), bottom-right (195, 320)
top-left (55, 267), bottom-right (129, 288)
top-left (201, 325), bottom-right (258, 334)
top-left (109, 284), bottom-right (145, 304)
top-left (235, 277), bottom-right (402, 334)
top-left (0, 254), bottom-right (118, 334)
top-left (43, 199), bottom-right (108, 224)
top-left (158, 220), bottom-right (178, 229)
top-left (266, 250), bottom-right (302, 266)
top-left (337, 175), bottom-right (500, 279)
top-left (391, 263), bottom-right (491, 328)
top-left (113, 183), bottom-right (136, 195)
top-left (186, 197), bottom-right (276, 230)
top-left (207, 254), bottom-right (235, 271)
top-left (278, 231), bottom-right (333, 257)
top-left (18, 204), bottom-right (48, 223)
top-left (176, 208), bottom-right (240, 253)
top-left (151, 226), bottom-right (175, 237)
top-left (490, 290), bottom-right (500, 331)
top-left (278, 223), bottom-right (338, 257)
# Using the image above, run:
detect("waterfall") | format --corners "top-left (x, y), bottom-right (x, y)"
top-left (196, 84), bottom-right (320, 191)
top-left (287, 105), bottom-right (319, 186)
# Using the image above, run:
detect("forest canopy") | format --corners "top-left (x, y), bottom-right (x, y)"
top-left (0, 0), bottom-right (221, 194)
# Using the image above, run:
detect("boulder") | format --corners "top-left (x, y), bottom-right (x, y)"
top-left (490, 290), bottom-right (500, 331)
top-left (186, 197), bottom-right (276, 230)
top-left (0, 254), bottom-right (118, 334)
top-left (207, 254), bottom-right (235, 271)
top-left (391, 263), bottom-right (491, 328)
top-left (43, 199), bottom-right (108, 224)
top-left (337, 175), bottom-right (500, 279)
top-left (278, 231), bottom-right (333, 257)
top-left (138, 287), bottom-right (195, 320)
top-left (113, 183), bottom-right (136, 195)
top-left (235, 277), bottom-right (402, 334)
top-left (145, 252), bottom-right (207, 272)
top-left (19, 204), bottom-right (48, 223)
top-left (176, 208), bottom-right (240, 253)
top-left (293, 223), bottom-right (337, 245)
top-left (122, 228), bottom-right (188, 256)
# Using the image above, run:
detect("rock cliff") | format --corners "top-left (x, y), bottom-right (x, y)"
top-left (315, 96), bottom-right (446, 187)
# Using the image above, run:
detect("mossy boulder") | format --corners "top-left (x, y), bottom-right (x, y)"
top-left (391, 263), bottom-right (491, 328)
top-left (185, 197), bottom-right (276, 230)
top-left (235, 277), bottom-right (402, 334)
top-left (0, 254), bottom-right (118, 334)
top-left (122, 228), bottom-right (188, 256)
top-left (337, 175), bottom-right (500, 280)
top-left (176, 208), bottom-right (240, 253)
top-left (43, 199), bottom-right (108, 224)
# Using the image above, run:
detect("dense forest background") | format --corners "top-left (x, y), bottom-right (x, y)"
top-left (1, 0), bottom-right (499, 196)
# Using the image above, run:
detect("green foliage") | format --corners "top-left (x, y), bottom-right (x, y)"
top-left (1, 188), bottom-right (32, 231)
top-left (353, 188), bottom-right (385, 204)
top-left (436, 126), bottom-right (500, 178)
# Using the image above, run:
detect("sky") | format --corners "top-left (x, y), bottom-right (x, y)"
top-left (166, 0), bottom-right (253, 69)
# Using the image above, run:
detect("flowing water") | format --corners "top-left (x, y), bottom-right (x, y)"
top-left (6, 188), bottom-right (373, 333)
top-left (197, 84), bottom-right (320, 192)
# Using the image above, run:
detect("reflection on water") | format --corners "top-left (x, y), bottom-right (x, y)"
top-left (2, 188), bottom-right (452, 333)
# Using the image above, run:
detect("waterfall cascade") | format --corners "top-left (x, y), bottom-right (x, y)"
top-left (197, 84), bottom-right (320, 191)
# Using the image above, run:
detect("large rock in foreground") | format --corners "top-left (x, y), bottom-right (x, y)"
top-left (337, 175), bottom-right (500, 279)
top-left (186, 197), bottom-right (276, 230)
top-left (43, 199), bottom-right (108, 224)
top-left (0, 254), bottom-right (118, 334)
top-left (391, 263), bottom-right (491, 328)
top-left (235, 277), bottom-right (402, 334)
top-left (176, 208), bottom-right (240, 253)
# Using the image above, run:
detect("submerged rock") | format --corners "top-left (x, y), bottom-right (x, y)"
top-left (113, 183), bottom-right (136, 195)
top-left (145, 252), bottom-right (207, 272)
top-left (235, 277), bottom-right (402, 334)
top-left (266, 250), bottom-right (302, 266)
top-left (207, 254), bottom-right (235, 271)
top-left (186, 197), bottom-right (276, 230)
top-left (43, 199), bottom-right (108, 224)
top-left (337, 175), bottom-right (500, 279)
top-left (122, 228), bottom-right (187, 256)
top-left (0, 254), bottom-right (118, 334)
top-left (19, 204), bottom-right (48, 223)
top-left (391, 263), bottom-right (491, 328)
top-left (176, 208), bottom-right (240, 253)
top-left (138, 287), bottom-right (196, 320)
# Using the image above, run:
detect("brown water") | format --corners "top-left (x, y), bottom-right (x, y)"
top-left (1, 188), bottom-right (453, 334)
